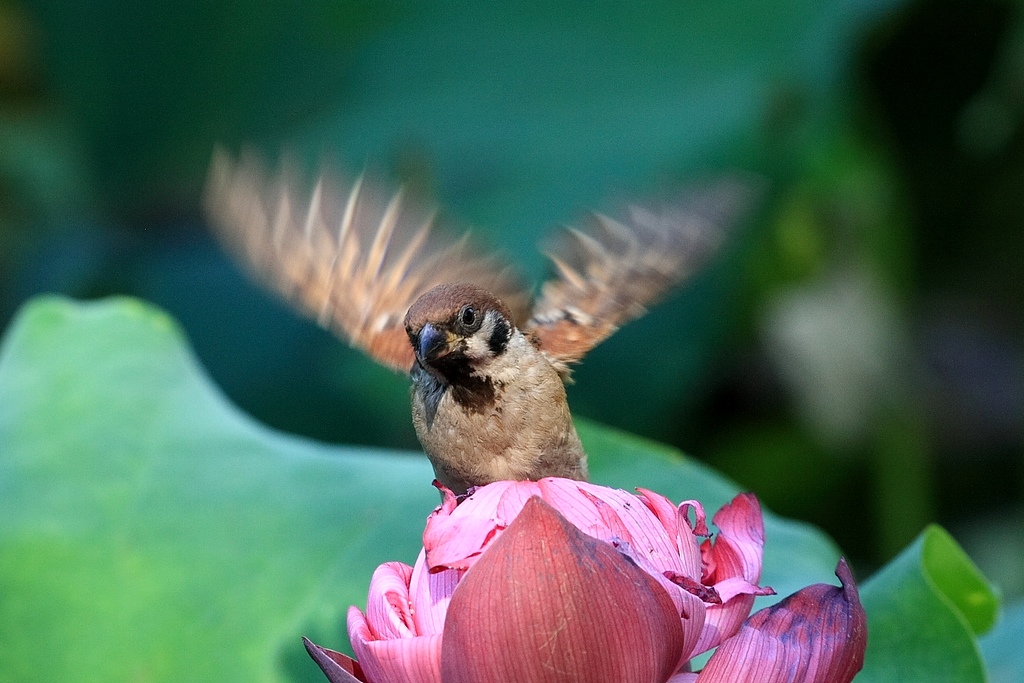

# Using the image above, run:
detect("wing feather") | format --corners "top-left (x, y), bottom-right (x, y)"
top-left (204, 148), bottom-right (528, 373)
top-left (527, 177), bottom-right (760, 372)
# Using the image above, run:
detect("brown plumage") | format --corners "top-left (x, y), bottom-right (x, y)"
top-left (205, 148), bottom-right (755, 494)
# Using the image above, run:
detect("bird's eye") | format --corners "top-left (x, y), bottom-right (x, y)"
top-left (459, 306), bottom-right (478, 329)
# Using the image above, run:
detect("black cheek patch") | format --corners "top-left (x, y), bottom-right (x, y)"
top-left (487, 316), bottom-right (511, 356)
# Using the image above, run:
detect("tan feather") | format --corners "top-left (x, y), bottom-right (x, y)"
top-left (527, 177), bottom-right (760, 372)
top-left (204, 148), bottom-right (528, 373)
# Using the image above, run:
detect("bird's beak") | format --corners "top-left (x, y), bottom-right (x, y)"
top-left (417, 323), bottom-right (454, 362)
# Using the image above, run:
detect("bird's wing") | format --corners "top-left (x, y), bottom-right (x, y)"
top-left (526, 177), bottom-right (758, 372)
top-left (204, 148), bottom-right (528, 373)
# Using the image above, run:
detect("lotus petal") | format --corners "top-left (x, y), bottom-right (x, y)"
top-left (441, 496), bottom-right (686, 683)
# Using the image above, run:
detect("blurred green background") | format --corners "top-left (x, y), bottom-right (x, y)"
top-left (1, 0), bottom-right (1022, 600)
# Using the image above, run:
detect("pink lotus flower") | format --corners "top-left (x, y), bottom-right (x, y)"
top-left (304, 479), bottom-right (866, 683)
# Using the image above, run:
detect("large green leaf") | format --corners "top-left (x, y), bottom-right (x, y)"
top-left (0, 297), bottom-right (439, 683)
top-left (0, 296), bottom-right (995, 682)
top-left (981, 600), bottom-right (1024, 683)
top-left (0, 295), bottom-right (836, 682)
top-left (858, 525), bottom-right (999, 683)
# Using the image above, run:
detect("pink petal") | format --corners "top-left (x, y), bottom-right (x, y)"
top-left (564, 481), bottom-right (689, 576)
top-left (702, 493), bottom-right (765, 586)
top-left (474, 478), bottom-right (696, 580)
top-left (694, 558), bottom-right (867, 683)
top-left (349, 606), bottom-right (443, 683)
top-left (636, 487), bottom-right (680, 535)
top-left (674, 499), bottom-right (709, 578)
top-left (692, 493), bottom-right (772, 653)
top-left (408, 550), bottom-right (460, 636)
top-left (303, 637), bottom-right (367, 683)
top-left (692, 580), bottom-right (776, 656)
top-left (713, 576), bottom-right (773, 604)
top-left (426, 479), bottom-right (692, 581)
top-left (678, 500), bottom-right (710, 538)
top-left (492, 479), bottom-right (544, 516)
top-left (364, 562), bottom-right (416, 640)
top-left (423, 479), bottom-right (725, 663)
top-left (667, 675), bottom-right (699, 683)
top-left (435, 481), bottom-right (459, 514)
top-left (637, 488), bottom-right (709, 573)
top-left (668, 585), bottom-right (710, 664)
top-left (692, 593), bottom-right (756, 657)
top-left (441, 496), bottom-right (686, 683)
top-left (422, 481), bottom-right (521, 571)
top-left (528, 483), bottom-right (711, 644)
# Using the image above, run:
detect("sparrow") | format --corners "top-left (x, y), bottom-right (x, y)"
top-left (204, 148), bottom-right (753, 495)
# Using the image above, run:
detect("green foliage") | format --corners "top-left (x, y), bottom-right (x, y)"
top-left (859, 526), bottom-right (999, 683)
top-left (0, 296), bottom-right (438, 683)
top-left (981, 600), bottom-right (1024, 683)
top-left (0, 296), bottom-right (1010, 682)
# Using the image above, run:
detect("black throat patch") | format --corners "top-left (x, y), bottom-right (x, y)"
top-left (412, 355), bottom-right (499, 425)
top-left (449, 372), bottom-right (497, 414)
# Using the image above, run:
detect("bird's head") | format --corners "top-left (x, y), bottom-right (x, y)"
top-left (404, 283), bottom-right (515, 378)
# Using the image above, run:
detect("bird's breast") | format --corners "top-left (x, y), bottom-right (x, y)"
top-left (409, 341), bottom-right (587, 494)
